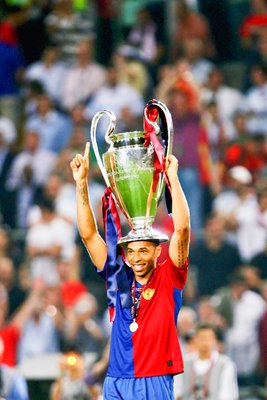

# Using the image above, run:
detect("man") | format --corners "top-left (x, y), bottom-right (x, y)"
top-left (84, 63), bottom-right (145, 151)
top-left (61, 38), bottom-right (107, 111)
top-left (0, 338), bottom-right (29, 400)
top-left (0, 117), bottom-right (17, 227)
top-left (212, 165), bottom-right (259, 262)
top-left (25, 94), bottom-right (72, 153)
top-left (70, 142), bottom-right (190, 399)
top-left (215, 272), bottom-right (266, 387)
top-left (26, 197), bottom-right (74, 284)
top-left (190, 213), bottom-right (241, 296)
top-left (174, 323), bottom-right (239, 400)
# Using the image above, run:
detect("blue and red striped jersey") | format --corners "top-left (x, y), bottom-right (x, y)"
top-left (99, 256), bottom-right (188, 378)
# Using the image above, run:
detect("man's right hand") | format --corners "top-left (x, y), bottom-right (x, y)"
top-left (70, 142), bottom-right (90, 182)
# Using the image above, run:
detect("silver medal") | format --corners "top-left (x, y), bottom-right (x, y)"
top-left (129, 320), bottom-right (139, 332)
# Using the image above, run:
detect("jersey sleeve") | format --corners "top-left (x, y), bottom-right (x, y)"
top-left (161, 256), bottom-right (189, 290)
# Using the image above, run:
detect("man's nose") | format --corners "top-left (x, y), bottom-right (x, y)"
top-left (132, 252), bottom-right (141, 262)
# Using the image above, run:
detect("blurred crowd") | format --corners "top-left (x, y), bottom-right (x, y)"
top-left (1, 0), bottom-right (267, 398)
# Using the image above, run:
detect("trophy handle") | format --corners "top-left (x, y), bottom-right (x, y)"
top-left (90, 110), bottom-right (116, 187)
top-left (144, 99), bottom-right (174, 200)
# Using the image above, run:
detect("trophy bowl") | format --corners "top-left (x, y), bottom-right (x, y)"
top-left (90, 100), bottom-right (173, 246)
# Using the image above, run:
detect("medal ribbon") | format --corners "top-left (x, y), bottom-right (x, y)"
top-left (143, 99), bottom-right (172, 214)
top-left (130, 281), bottom-right (143, 321)
top-left (102, 188), bottom-right (133, 322)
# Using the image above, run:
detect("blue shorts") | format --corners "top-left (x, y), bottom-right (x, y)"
top-left (103, 375), bottom-right (174, 400)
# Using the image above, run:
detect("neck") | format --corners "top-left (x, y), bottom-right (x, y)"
top-left (135, 270), bottom-right (154, 286)
top-left (135, 276), bottom-right (149, 286)
top-left (79, 58), bottom-right (90, 68)
top-left (206, 236), bottom-right (222, 250)
top-left (198, 351), bottom-right (212, 360)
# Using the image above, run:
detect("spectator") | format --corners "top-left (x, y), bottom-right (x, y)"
top-left (213, 109), bottom-right (252, 176)
top-left (84, 62), bottom-right (144, 151)
top-left (174, 323), bottom-right (239, 400)
top-left (22, 79), bottom-right (46, 118)
top-left (239, 0), bottom-right (267, 52)
top-left (63, 292), bottom-right (105, 355)
top-left (7, 128), bottom-right (57, 188)
top-left (29, 173), bottom-right (77, 228)
top-left (172, 0), bottom-right (216, 60)
top-left (61, 38), bottom-right (106, 111)
top-left (176, 306), bottom-right (197, 355)
top-left (50, 346), bottom-right (93, 400)
top-left (17, 282), bottom-right (62, 362)
top-left (230, 109), bottom-right (251, 139)
top-left (45, 0), bottom-right (94, 65)
top-left (0, 281), bottom-right (45, 367)
top-left (190, 214), bottom-right (241, 296)
top-left (65, 125), bottom-right (89, 156)
top-left (215, 272), bottom-right (266, 386)
top-left (25, 94), bottom-right (72, 153)
top-left (0, 337), bottom-right (29, 400)
top-left (24, 43), bottom-right (67, 107)
top-left (239, 264), bottom-right (263, 293)
top-left (0, 257), bottom-right (27, 318)
top-left (212, 165), bottom-right (259, 262)
top-left (0, 118), bottom-right (17, 227)
top-left (222, 124), bottom-right (267, 180)
top-left (202, 100), bottom-right (230, 163)
top-left (165, 83), bottom-right (210, 234)
top-left (69, 103), bottom-right (90, 134)
top-left (245, 63), bottom-right (267, 134)
top-left (123, 6), bottom-right (162, 66)
top-left (197, 297), bottom-right (226, 343)
top-left (26, 196), bottom-right (75, 284)
top-left (200, 67), bottom-right (245, 129)
top-left (113, 45), bottom-right (150, 97)
top-left (9, 5), bottom-right (48, 66)
top-left (7, 129), bottom-right (57, 229)
top-left (181, 38), bottom-right (215, 85)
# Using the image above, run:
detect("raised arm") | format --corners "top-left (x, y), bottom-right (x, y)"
top-left (166, 155), bottom-right (190, 267)
top-left (70, 142), bottom-right (107, 270)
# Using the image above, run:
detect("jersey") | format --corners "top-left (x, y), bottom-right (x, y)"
top-left (99, 255), bottom-right (188, 378)
top-left (0, 324), bottom-right (20, 367)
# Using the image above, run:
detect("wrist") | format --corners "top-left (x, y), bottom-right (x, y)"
top-left (168, 175), bottom-right (178, 185)
top-left (76, 177), bottom-right (87, 186)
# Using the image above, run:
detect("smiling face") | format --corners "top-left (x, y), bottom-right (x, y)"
top-left (126, 241), bottom-right (161, 284)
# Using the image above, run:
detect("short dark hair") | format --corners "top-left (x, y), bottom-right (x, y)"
top-left (37, 196), bottom-right (55, 213)
top-left (195, 322), bottom-right (218, 336)
top-left (228, 272), bottom-right (247, 287)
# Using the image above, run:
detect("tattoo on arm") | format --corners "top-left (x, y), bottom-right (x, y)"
top-left (78, 184), bottom-right (89, 206)
top-left (177, 239), bottom-right (187, 266)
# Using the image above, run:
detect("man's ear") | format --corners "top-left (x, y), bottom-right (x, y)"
top-left (155, 245), bottom-right (161, 259)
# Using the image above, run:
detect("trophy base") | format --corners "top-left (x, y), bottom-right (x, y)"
top-left (118, 227), bottom-right (169, 246)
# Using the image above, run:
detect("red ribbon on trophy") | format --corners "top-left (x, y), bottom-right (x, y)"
top-left (143, 100), bottom-right (172, 214)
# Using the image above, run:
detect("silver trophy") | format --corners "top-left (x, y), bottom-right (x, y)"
top-left (90, 99), bottom-right (173, 245)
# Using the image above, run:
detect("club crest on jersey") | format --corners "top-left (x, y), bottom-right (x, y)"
top-left (142, 288), bottom-right (155, 300)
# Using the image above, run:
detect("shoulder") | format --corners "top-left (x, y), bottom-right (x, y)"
top-left (244, 290), bottom-right (266, 307)
top-left (216, 353), bottom-right (234, 366)
top-left (1, 323), bottom-right (20, 336)
top-left (157, 256), bottom-right (189, 289)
